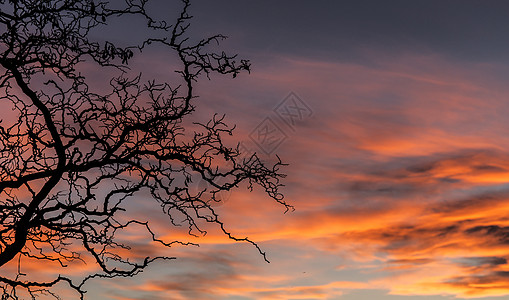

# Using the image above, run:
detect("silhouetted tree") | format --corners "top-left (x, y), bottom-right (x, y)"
top-left (0, 0), bottom-right (290, 298)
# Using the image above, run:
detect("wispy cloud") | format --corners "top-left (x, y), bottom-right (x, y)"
top-left (45, 52), bottom-right (509, 299)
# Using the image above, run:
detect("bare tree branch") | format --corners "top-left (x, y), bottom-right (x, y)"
top-left (0, 0), bottom-right (291, 298)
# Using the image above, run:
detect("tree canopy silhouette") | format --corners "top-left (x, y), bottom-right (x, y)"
top-left (0, 0), bottom-right (290, 298)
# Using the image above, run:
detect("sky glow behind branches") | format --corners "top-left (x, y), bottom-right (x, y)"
top-left (6, 1), bottom-right (509, 299)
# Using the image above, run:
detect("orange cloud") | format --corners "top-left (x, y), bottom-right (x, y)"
top-left (8, 51), bottom-right (509, 299)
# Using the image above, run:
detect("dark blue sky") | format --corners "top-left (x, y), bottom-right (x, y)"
top-left (190, 0), bottom-right (509, 63)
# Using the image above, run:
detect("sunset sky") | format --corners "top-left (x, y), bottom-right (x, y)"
top-left (8, 0), bottom-right (509, 299)
top-left (92, 1), bottom-right (509, 299)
